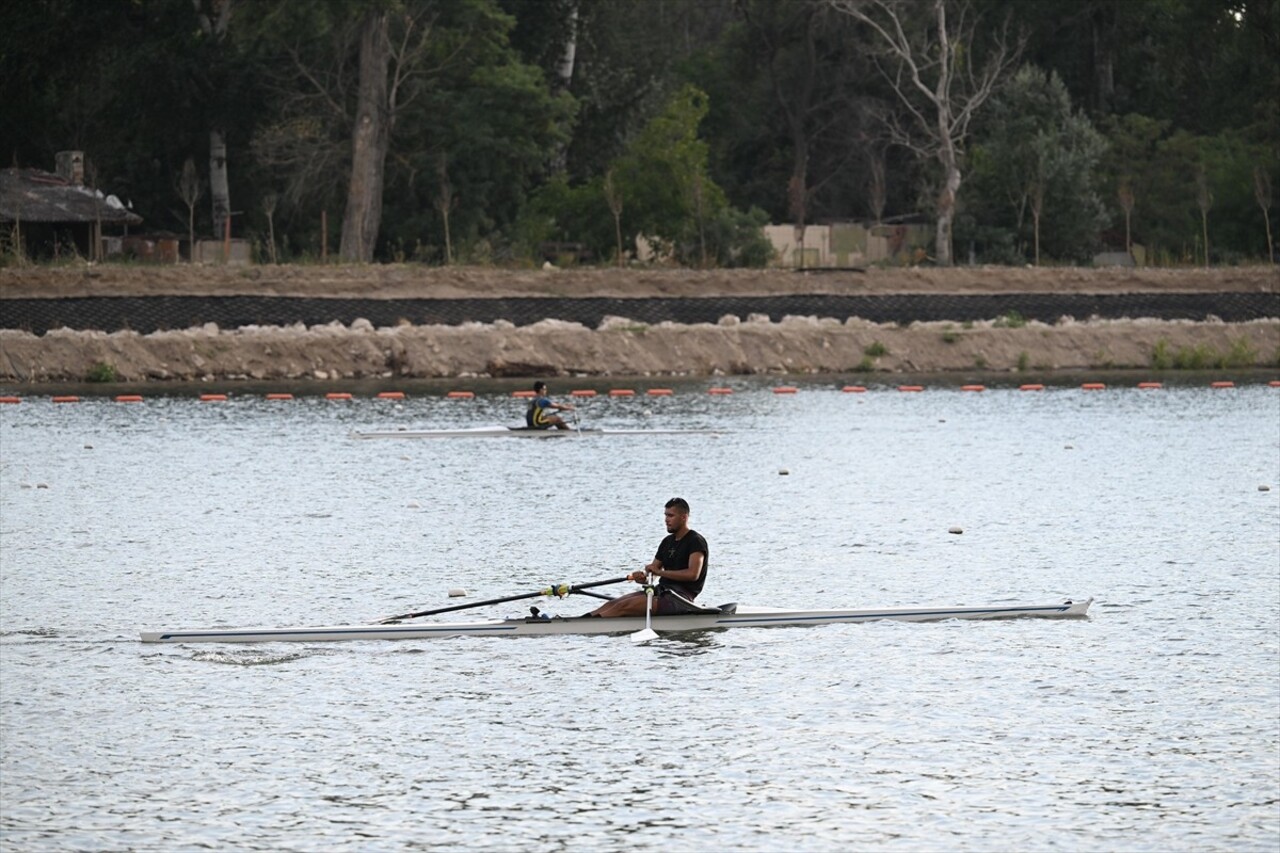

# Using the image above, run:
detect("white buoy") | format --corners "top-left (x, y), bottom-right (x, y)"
top-left (1261, 485), bottom-right (1272, 492)
top-left (407, 501), bottom-right (421, 508)
top-left (448, 588), bottom-right (468, 598)
top-left (949, 527), bottom-right (963, 534)
top-left (779, 469), bottom-right (790, 476)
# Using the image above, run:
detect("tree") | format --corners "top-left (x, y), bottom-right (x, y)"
top-left (737, 0), bottom-right (866, 266)
top-left (828, 0), bottom-right (1022, 265)
top-left (176, 158), bottom-right (203, 262)
top-left (1255, 165), bottom-right (1274, 265)
top-left (193, 0), bottom-right (236, 241)
top-left (958, 65), bottom-right (1106, 264)
top-left (1195, 163), bottom-right (1213, 266)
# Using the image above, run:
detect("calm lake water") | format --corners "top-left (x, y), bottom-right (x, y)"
top-left (2, 379), bottom-right (1278, 851)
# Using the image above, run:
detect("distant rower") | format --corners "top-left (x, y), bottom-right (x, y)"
top-left (526, 381), bottom-right (576, 430)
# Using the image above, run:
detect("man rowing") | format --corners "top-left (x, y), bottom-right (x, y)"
top-left (526, 381), bottom-right (576, 430)
top-left (588, 497), bottom-right (708, 617)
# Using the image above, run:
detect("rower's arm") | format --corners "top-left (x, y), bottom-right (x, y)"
top-left (653, 551), bottom-right (704, 583)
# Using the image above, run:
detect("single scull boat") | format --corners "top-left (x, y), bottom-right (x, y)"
top-left (351, 425), bottom-right (723, 439)
top-left (140, 599), bottom-right (1092, 644)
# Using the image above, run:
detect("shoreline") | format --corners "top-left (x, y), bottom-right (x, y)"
top-left (2, 315), bottom-right (1276, 384)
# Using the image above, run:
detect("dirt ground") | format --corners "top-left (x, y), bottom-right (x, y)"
top-left (1, 263), bottom-right (1276, 383)
top-left (2, 261), bottom-right (1276, 299)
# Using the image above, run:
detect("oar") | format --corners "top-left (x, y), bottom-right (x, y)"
top-left (630, 573), bottom-right (658, 643)
top-left (378, 576), bottom-right (630, 624)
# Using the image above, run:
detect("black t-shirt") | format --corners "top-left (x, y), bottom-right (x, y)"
top-left (654, 530), bottom-right (708, 599)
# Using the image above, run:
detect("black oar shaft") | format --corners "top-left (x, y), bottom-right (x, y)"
top-left (380, 576), bottom-right (630, 623)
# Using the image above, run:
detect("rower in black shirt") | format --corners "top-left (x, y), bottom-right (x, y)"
top-left (588, 497), bottom-right (708, 617)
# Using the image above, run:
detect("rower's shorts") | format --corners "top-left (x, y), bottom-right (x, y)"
top-left (655, 588), bottom-right (703, 615)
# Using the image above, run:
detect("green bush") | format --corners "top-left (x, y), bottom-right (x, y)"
top-left (85, 361), bottom-right (118, 383)
top-left (864, 341), bottom-right (888, 357)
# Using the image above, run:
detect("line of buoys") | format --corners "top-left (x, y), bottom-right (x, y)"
top-left (842, 385), bottom-right (867, 393)
top-left (1137, 382), bottom-right (1163, 389)
top-left (609, 389), bottom-right (635, 397)
top-left (199, 394), bottom-right (227, 402)
top-left (647, 388), bottom-right (673, 396)
top-left (898, 385), bottom-right (924, 393)
top-left (446, 391), bottom-right (475, 399)
top-left (115, 395), bottom-right (144, 403)
top-left (1081, 383), bottom-right (1106, 390)
top-left (961, 384), bottom-right (985, 392)
top-left (0, 396), bottom-right (21, 404)
top-left (266, 393), bottom-right (294, 400)
top-left (708, 387), bottom-right (733, 395)
top-left (1210, 381), bottom-right (1235, 389)
top-left (773, 386), bottom-right (798, 394)
top-left (570, 389), bottom-right (597, 398)
top-left (1019, 384), bottom-right (1044, 391)
top-left (325, 392), bottom-right (352, 401)
top-left (376, 391), bottom-right (404, 400)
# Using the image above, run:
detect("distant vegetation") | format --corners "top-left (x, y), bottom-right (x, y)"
top-left (2, 0), bottom-right (1275, 268)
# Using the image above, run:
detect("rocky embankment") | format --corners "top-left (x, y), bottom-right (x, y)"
top-left (1, 264), bottom-right (1276, 382)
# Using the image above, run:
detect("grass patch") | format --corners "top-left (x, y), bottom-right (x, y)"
top-left (853, 355), bottom-right (876, 372)
top-left (864, 340), bottom-right (888, 357)
top-left (85, 361), bottom-right (118, 383)
top-left (1222, 337), bottom-right (1257, 368)
top-left (941, 330), bottom-right (959, 344)
top-left (993, 310), bottom-right (1027, 329)
top-left (973, 355), bottom-right (988, 369)
top-left (1016, 351), bottom-right (1030, 371)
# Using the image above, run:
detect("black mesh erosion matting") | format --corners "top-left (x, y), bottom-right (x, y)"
top-left (2, 292), bottom-right (1276, 334)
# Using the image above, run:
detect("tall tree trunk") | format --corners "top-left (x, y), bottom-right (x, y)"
top-left (935, 149), bottom-right (960, 266)
top-left (1090, 3), bottom-right (1115, 114)
top-left (209, 129), bottom-right (230, 241)
top-left (194, 1), bottom-right (234, 241)
top-left (548, 1), bottom-right (579, 175)
top-left (341, 11), bottom-right (391, 263)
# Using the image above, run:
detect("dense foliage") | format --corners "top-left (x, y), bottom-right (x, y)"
top-left (2, 0), bottom-right (1275, 266)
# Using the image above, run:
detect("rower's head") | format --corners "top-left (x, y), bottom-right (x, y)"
top-left (664, 497), bottom-right (690, 533)
top-left (533, 381), bottom-right (547, 395)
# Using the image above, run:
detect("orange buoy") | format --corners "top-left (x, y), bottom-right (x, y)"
top-left (1137, 382), bottom-right (1163, 389)
top-left (512, 389), bottom-right (536, 398)
top-left (446, 391), bottom-right (475, 399)
top-left (961, 385), bottom-right (985, 392)
top-left (52, 395), bottom-right (80, 403)
top-left (1270, 380), bottom-right (1280, 387)
top-left (898, 385), bottom-right (924, 393)
top-left (842, 385), bottom-right (867, 393)
top-left (114, 395), bottom-right (144, 403)
top-left (1210, 381), bottom-right (1235, 389)
top-left (773, 386), bottom-right (798, 394)
top-left (199, 394), bottom-right (227, 402)
top-left (1081, 383), bottom-right (1106, 390)
top-left (1019, 384), bottom-right (1044, 391)
top-left (647, 388), bottom-right (673, 397)
top-left (708, 387), bottom-right (733, 395)
top-left (376, 391), bottom-right (404, 400)
top-left (609, 389), bottom-right (635, 397)
top-left (266, 393), bottom-right (294, 400)
top-left (0, 396), bottom-right (20, 404)
top-left (570, 389), bottom-right (598, 398)
top-left (325, 392), bottom-right (352, 400)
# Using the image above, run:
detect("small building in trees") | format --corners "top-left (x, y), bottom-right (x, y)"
top-left (0, 151), bottom-right (142, 260)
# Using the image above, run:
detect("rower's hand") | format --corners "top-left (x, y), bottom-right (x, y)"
top-left (628, 570), bottom-right (647, 584)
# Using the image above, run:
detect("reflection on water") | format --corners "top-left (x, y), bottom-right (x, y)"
top-left (1, 380), bottom-right (1277, 851)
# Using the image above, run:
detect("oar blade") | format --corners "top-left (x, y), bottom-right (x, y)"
top-left (630, 627), bottom-right (659, 644)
